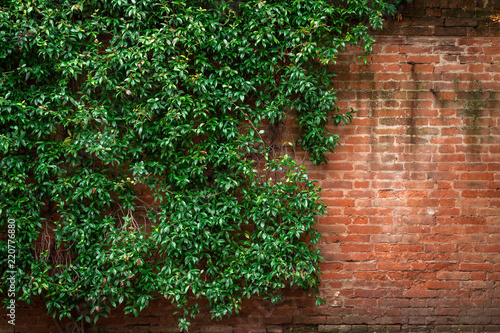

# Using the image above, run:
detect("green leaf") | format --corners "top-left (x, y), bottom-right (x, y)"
top-left (0, 0), bottom-right (397, 327)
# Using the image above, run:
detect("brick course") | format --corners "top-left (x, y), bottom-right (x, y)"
top-left (2, 1), bottom-right (499, 332)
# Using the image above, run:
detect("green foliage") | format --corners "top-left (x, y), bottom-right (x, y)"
top-left (0, 0), bottom-right (402, 329)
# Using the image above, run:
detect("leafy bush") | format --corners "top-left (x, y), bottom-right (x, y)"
top-left (0, 0), bottom-right (403, 330)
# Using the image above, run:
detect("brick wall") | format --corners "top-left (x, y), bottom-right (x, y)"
top-left (2, 1), bottom-right (500, 332)
top-left (313, 0), bottom-right (500, 331)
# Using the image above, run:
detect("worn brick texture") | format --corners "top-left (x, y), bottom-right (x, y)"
top-left (2, 1), bottom-right (500, 332)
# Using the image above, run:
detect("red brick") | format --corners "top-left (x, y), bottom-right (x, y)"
top-left (344, 299), bottom-right (378, 308)
top-left (403, 290), bottom-right (439, 298)
top-left (425, 244), bottom-right (458, 252)
top-left (407, 199), bottom-right (440, 207)
top-left (322, 180), bottom-right (353, 188)
top-left (468, 63), bottom-right (484, 72)
top-left (426, 281), bottom-right (460, 290)
top-left (460, 172), bottom-right (494, 180)
top-left (453, 216), bottom-right (486, 224)
top-left (341, 244), bottom-right (374, 253)
top-left (436, 26), bottom-right (468, 35)
top-left (407, 54), bottom-right (442, 63)
top-left (322, 198), bottom-right (356, 207)
top-left (473, 244), bottom-right (500, 252)
top-left (436, 271), bottom-right (471, 280)
top-left (459, 263), bottom-right (493, 271)
top-left (347, 225), bottom-right (381, 234)
top-left (377, 262), bottom-right (412, 271)
top-left (371, 54), bottom-right (406, 63)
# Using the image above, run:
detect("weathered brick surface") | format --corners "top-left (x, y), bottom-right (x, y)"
top-left (309, 1), bottom-right (500, 331)
top-left (2, 1), bottom-right (499, 332)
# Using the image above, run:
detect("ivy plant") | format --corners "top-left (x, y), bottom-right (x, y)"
top-left (0, 0), bottom-right (404, 330)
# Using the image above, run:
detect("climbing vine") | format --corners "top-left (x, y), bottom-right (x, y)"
top-left (1, 0), bottom-right (404, 330)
